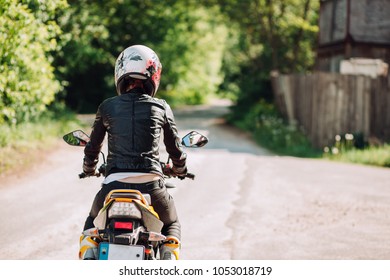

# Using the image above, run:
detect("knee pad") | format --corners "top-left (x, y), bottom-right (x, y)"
top-left (79, 234), bottom-right (99, 260)
top-left (160, 236), bottom-right (181, 260)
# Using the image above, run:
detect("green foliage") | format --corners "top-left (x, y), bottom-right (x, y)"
top-left (0, 0), bottom-right (66, 124)
top-left (1, 0), bottom-right (387, 171)
top-left (53, 0), bottom-right (113, 112)
top-left (55, 0), bottom-right (228, 112)
top-left (344, 146), bottom-right (390, 168)
top-left (158, 5), bottom-right (228, 106)
top-left (0, 107), bottom-right (84, 174)
top-left (324, 144), bottom-right (390, 168)
top-left (323, 134), bottom-right (390, 168)
top-left (0, 105), bottom-right (82, 148)
top-left (208, 0), bottom-right (322, 158)
top-left (1, 0), bottom-right (321, 117)
top-left (209, 0), bottom-right (319, 105)
top-left (227, 99), bottom-right (321, 157)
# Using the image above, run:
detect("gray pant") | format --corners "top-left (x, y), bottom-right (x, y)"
top-left (83, 179), bottom-right (181, 240)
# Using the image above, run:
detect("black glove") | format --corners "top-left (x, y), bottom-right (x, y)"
top-left (172, 164), bottom-right (187, 177)
top-left (83, 157), bottom-right (98, 176)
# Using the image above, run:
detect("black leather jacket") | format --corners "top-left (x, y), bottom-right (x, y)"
top-left (83, 88), bottom-right (187, 177)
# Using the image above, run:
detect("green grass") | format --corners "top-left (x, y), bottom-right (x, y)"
top-left (323, 134), bottom-right (390, 167)
top-left (228, 99), bottom-right (389, 168)
top-left (330, 146), bottom-right (390, 167)
top-left (0, 109), bottom-right (88, 175)
top-left (228, 99), bottom-right (322, 158)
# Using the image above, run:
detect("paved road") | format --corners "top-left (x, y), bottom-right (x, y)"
top-left (0, 100), bottom-right (389, 260)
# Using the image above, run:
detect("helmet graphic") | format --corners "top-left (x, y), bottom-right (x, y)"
top-left (114, 45), bottom-right (162, 96)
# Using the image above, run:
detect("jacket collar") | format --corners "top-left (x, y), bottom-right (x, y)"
top-left (123, 87), bottom-right (147, 95)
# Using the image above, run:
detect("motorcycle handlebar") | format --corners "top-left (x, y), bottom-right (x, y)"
top-left (78, 172), bottom-right (101, 179)
top-left (78, 163), bottom-right (195, 180)
top-left (78, 164), bottom-right (106, 179)
top-left (161, 162), bottom-right (195, 180)
top-left (178, 173), bottom-right (195, 180)
top-left (79, 172), bottom-right (195, 180)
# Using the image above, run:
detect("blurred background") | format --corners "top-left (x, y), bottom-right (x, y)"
top-left (0, 0), bottom-right (389, 175)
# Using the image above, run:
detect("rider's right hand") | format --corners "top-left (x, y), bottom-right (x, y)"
top-left (83, 157), bottom-right (98, 176)
top-left (83, 169), bottom-right (96, 177)
top-left (172, 164), bottom-right (187, 177)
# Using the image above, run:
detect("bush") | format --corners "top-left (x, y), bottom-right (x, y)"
top-left (0, 107), bottom-right (85, 174)
top-left (323, 133), bottom-right (390, 168)
top-left (0, 0), bottom-right (65, 124)
top-left (228, 99), bottom-right (321, 157)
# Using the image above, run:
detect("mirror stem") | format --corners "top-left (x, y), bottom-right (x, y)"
top-left (100, 151), bottom-right (106, 164)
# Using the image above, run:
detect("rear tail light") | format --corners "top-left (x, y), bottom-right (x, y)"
top-left (114, 221), bottom-right (133, 230)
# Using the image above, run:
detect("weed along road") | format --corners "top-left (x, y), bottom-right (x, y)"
top-left (0, 101), bottom-right (389, 260)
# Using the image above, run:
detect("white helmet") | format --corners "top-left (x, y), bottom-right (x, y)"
top-left (114, 45), bottom-right (162, 96)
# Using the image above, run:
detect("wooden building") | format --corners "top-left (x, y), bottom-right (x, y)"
top-left (316, 0), bottom-right (390, 72)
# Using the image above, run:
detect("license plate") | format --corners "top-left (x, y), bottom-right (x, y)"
top-left (98, 242), bottom-right (145, 260)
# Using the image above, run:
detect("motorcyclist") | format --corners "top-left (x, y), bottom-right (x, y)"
top-left (79, 45), bottom-right (186, 260)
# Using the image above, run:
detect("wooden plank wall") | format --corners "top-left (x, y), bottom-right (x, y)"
top-left (271, 72), bottom-right (390, 149)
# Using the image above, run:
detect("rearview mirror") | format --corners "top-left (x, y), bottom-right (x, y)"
top-left (181, 131), bottom-right (208, 148)
top-left (63, 130), bottom-right (90, 147)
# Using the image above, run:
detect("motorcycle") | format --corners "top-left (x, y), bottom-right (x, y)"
top-left (62, 129), bottom-right (208, 260)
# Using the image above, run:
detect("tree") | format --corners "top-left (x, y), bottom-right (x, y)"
top-left (0, 0), bottom-right (66, 124)
top-left (55, 0), bottom-right (229, 112)
top-left (203, 0), bottom-right (319, 110)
